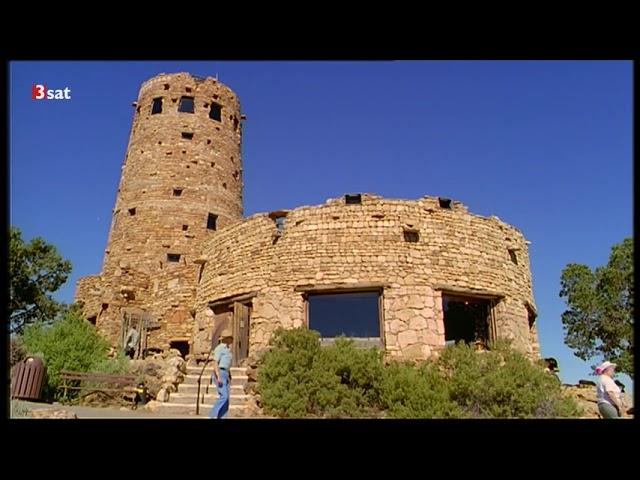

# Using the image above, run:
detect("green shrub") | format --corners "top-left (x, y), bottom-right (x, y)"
top-left (10, 400), bottom-right (31, 418)
top-left (379, 361), bottom-right (463, 418)
top-left (20, 304), bottom-right (126, 401)
top-left (257, 328), bottom-right (385, 417)
top-left (10, 336), bottom-right (27, 369)
top-left (437, 341), bottom-right (582, 418)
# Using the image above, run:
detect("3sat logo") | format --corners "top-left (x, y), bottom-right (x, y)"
top-left (32, 84), bottom-right (71, 100)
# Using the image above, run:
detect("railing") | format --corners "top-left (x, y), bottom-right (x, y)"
top-left (195, 350), bottom-right (213, 416)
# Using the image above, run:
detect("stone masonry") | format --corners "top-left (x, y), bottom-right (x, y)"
top-left (76, 72), bottom-right (243, 350)
top-left (192, 193), bottom-right (540, 363)
top-left (77, 72), bottom-right (540, 365)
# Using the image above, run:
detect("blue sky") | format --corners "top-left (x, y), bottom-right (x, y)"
top-left (9, 60), bottom-right (633, 394)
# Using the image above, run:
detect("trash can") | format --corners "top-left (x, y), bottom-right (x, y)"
top-left (11, 357), bottom-right (46, 401)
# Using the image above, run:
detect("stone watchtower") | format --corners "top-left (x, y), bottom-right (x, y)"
top-left (75, 72), bottom-right (244, 355)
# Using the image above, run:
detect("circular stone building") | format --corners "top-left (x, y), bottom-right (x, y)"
top-left (191, 193), bottom-right (539, 365)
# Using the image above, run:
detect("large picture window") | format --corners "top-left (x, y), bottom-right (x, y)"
top-left (308, 291), bottom-right (380, 338)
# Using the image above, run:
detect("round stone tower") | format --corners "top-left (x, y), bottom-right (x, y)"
top-left (76, 72), bottom-right (244, 352)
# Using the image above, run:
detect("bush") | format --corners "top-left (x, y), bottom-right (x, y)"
top-left (256, 329), bottom-right (583, 418)
top-left (10, 336), bottom-right (27, 369)
top-left (10, 400), bottom-right (31, 418)
top-left (437, 340), bottom-right (582, 418)
top-left (257, 328), bottom-right (385, 417)
top-left (20, 304), bottom-right (127, 401)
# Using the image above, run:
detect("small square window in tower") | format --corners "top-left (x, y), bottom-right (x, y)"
top-left (181, 132), bottom-right (194, 140)
top-left (438, 197), bottom-right (452, 209)
top-left (178, 96), bottom-right (195, 113)
top-left (173, 188), bottom-right (183, 197)
top-left (128, 208), bottom-right (136, 216)
top-left (151, 97), bottom-right (163, 114)
top-left (404, 230), bottom-right (419, 243)
top-left (345, 194), bottom-right (362, 205)
top-left (207, 213), bottom-right (218, 230)
top-left (167, 253), bottom-right (181, 262)
top-left (209, 102), bottom-right (222, 121)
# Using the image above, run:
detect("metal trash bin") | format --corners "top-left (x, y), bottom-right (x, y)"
top-left (11, 357), bottom-right (46, 401)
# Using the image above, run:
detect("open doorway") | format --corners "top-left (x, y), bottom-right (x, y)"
top-left (170, 340), bottom-right (190, 359)
top-left (442, 295), bottom-right (495, 349)
top-left (210, 301), bottom-right (251, 367)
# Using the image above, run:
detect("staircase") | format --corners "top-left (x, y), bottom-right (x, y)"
top-left (153, 365), bottom-right (250, 417)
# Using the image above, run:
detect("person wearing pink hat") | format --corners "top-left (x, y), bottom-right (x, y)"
top-left (595, 361), bottom-right (624, 418)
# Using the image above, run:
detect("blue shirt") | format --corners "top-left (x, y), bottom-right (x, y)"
top-left (213, 343), bottom-right (232, 370)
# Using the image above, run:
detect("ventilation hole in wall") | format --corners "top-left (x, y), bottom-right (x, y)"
top-left (222, 182), bottom-right (227, 189)
top-left (167, 253), bottom-right (181, 262)
top-left (166, 152), bottom-right (172, 156)
top-left (438, 197), bottom-right (452, 209)
top-left (230, 156), bottom-right (234, 162)
top-left (173, 189), bottom-right (183, 197)
top-left (191, 160), bottom-right (197, 164)
top-left (213, 94), bottom-right (219, 99)
top-left (508, 249), bottom-right (518, 265)
top-left (207, 139), bottom-right (211, 145)
top-left (140, 150), bottom-right (144, 154)
top-left (182, 150), bottom-right (186, 154)
top-left (332, 215), bottom-right (340, 220)
top-left (159, 261), bottom-right (163, 270)
top-left (185, 87), bottom-right (192, 93)
top-left (204, 103), bottom-right (209, 108)
top-left (182, 132), bottom-right (194, 140)
top-left (136, 106), bottom-right (141, 113)
top-left (164, 84), bottom-right (170, 90)
top-left (182, 225), bottom-right (188, 231)
top-left (186, 165), bottom-right (190, 169)
top-left (211, 162), bottom-right (215, 167)
top-left (215, 127), bottom-right (220, 131)
top-left (404, 231), bottom-right (419, 243)
top-left (128, 208), bottom-right (136, 216)
top-left (158, 141), bottom-right (162, 145)
top-left (372, 214), bottom-right (385, 219)
top-left (172, 98), bottom-right (177, 103)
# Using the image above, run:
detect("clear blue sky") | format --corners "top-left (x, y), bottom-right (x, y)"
top-left (9, 61), bottom-right (633, 393)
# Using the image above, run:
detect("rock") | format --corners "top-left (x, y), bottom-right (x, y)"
top-left (156, 388), bottom-right (169, 402)
top-left (398, 330), bottom-right (418, 348)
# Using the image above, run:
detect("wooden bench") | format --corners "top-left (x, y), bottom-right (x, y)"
top-left (59, 370), bottom-right (139, 406)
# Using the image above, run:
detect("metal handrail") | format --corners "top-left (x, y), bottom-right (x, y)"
top-left (195, 350), bottom-right (213, 416)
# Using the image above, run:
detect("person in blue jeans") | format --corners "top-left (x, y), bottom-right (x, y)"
top-left (209, 333), bottom-right (233, 419)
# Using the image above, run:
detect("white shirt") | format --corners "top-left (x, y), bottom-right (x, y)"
top-left (596, 375), bottom-right (621, 406)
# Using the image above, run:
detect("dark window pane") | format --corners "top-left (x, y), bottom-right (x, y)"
top-left (178, 96), bottom-right (195, 113)
top-left (209, 102), bottom-right (222, 121)
top-left (309, 292), bottom-right (380, 337)
top-left (151, 98), bottom-right (163, 114)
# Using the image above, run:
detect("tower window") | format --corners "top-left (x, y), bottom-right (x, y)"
top-left (209, 102), bottom-right (222, 121)
top-left (181, 132), bottom-right (194, 140)
top-left (438, 197), bottom-right (452, 209)
top-left (345, 194), bottom-right (362, 205)
top-left (151, 97), bottom-right (163, 114)
top-left (182, 225), bottom-right (188, 231)
top-left (128, 208), bottom-right (136, 216)
top-left (404, 231), bottom-right (419, 243)
top-left (178, 96), bottom-right (195, 113)
top-left (163, 84), bottom-right (170, 90)
top-left (508, 249), bottom-right (518, 265)
top-left (173, 189), bottom-right (183, 197)
top-left (233, 117), bottom-right (239, 131)
top-left (207, 213), bottom-right (218, 230)
top-left (167, 253), bottom-right (181, 262)
top-left (185, 87), bottom-right (192, 93)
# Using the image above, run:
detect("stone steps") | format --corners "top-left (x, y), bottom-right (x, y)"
top-left (154, 366), bottom-right (251, 417)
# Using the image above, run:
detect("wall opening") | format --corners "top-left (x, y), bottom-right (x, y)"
top-left (438, 197), bottom-right (452, 209)
top-left (87, 316), bottom-right (97, 325)
top-left (181, 132), bottom-right (194, 140)
top-left (442, 295), bottom-right (493, 349)
top-left (178, 96), bottom-right (195, 113)
top-left (185, 87), bottom-right (192, 93)
top-left (209, 102), bottom-right (222, 121)
top-left (167, 253), bottom-right (181, 262)
top-left (182, 225), bottom-right (189, 231)
top-left (170, 340), bottom-right (190, 358)
top-left (207, 213), bottom-right (218, 230)
top-left (151, 97), bottom-right (163, 114)
top-left (508, 248), bottom-right (518, 265)
top-left (163, 83), bottom-right (170, 90)
top-left (173, 188), bottom-right (183, 197)
top-left (403, 230), bottom-right (419, 243)
top-left (307, 291), bottom-right (382, 347)
top-left (345, 194), bottom-right (362, 205)
top-left (233, 117), bottom-right (239, 131)
top-left (128, 208), bottom-right (136, 216)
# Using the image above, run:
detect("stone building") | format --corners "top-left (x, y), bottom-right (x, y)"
top-left (76, 72), bottom-right (540, 366)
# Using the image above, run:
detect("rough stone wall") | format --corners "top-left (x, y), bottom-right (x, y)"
top-left (193, 194), bottom-right (539, 361)
top-left (76, 72), bottom-right (243, 349)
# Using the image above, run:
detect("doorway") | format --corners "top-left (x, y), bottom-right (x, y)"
top-left (442, 294), bottom-right (497, 349)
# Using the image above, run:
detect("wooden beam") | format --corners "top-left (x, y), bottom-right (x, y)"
top-left (208, 291), bottom-right (258, 308)
top-left (294, 282), bottom-right (390, 293)
top-left (433, 284), bottom-right (505, 299)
